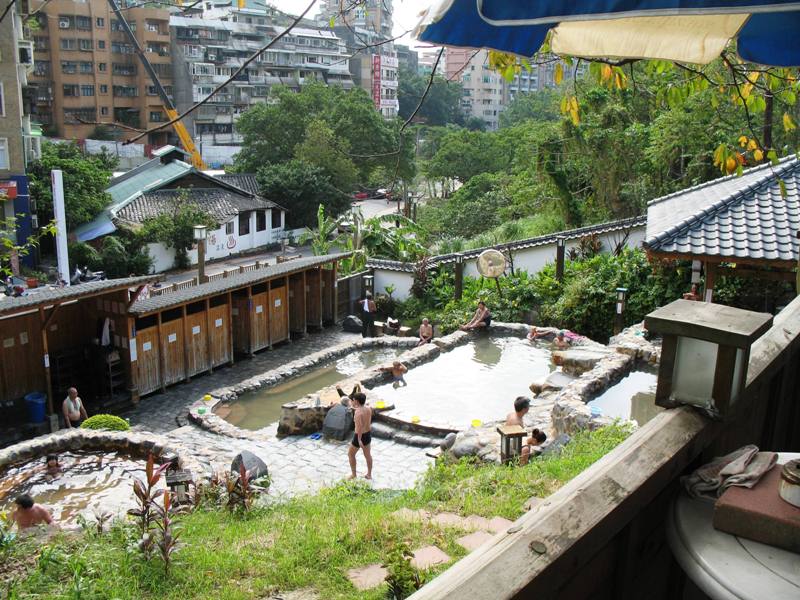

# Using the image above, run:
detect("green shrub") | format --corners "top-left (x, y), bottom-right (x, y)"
top-left (81, 414), bottom-right (130, 431)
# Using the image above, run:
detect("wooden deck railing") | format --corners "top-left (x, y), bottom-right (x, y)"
top-left (411, 295), bottom-right (800, 600)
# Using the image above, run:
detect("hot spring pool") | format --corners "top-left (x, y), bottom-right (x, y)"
top-left (219, 346), bottom-right (404, 431)
top-left (373, 336), bottom-right (554, 429)
top-left (586, 368), bottom-right (662, 426)
top-left (0, 452), bottom-right (154, 526)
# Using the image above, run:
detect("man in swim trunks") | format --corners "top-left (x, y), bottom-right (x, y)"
top-left (460, 301), bottom-right (492, 331)
top-left (62, 387), bottom-right (88, 428)
top-left (347, 393), bottom-right (373, 480)
top-left (10, 494), bottom-right (54, 530)
top-left (417, 318), bottom-right (433, 346)
top-left (505, 397), bottom-right (547, 466)
top-left (380, 361), bottom-right (408, 387)
top-left (553, 331), bottom-right (571, 350)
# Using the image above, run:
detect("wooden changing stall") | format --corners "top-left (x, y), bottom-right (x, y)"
top-left (269, 277), bottom-right (289, 344)
top-left (305, 266), bottom-right (323, 329)
top-left (288, 271), bottom-right (306, 334)
top-left (321, 264), bottom-right (337, 325)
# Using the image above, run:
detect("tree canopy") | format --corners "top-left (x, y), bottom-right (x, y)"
top-left (28, 141), bottom-right (117, 230)
top-left (398, 68), bottom-right (465, 127)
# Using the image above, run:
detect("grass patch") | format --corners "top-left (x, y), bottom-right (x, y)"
top-left (3, 425), bottom-right (631, 599)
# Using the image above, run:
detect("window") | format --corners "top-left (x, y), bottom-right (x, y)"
top-left (112, 42), bottom-right (133, 54)
top-left (271, 208), bottom-right (281, 229)
top-left (0, 138), bottom-right (9, 169)
top-left (80, 61), bottom-right (93, 73)
top-left (97, 40), bottom-right (106, 49)
top-left (256, 210), bottom-right (266, 232)
top-left (60, 38), bottom-right (77, 50)
top-left (62, 84), bottom-right (79, 97)
top-left (33, 36), bottom-right (48, 51)
top-left (225, 221), bottom-right (234, 235)
top-left (239, 212), bottom-right (250, 235)
top-left (0, 83), bottom-right (4, 116)
top-left (79, 39), bottom-right (93, 51)
top-left (100, 106), bottom-right (109, 116)
top-left (99, 84), bottom-right (108, 94)
top-left (96, 17), bottom-right (105, 27)
top-left (149, 111), bottom-right (164, 122)
top-left (64, 108), bottom-right (96, 124)
top-left (34, 61), bottom-right (49, 77)
top-left (76, 16), bottom-right (91, 30)
top-left (112, 63), bottom-right (136, 76)
top-left (61, 61), bottom-right (77, 73)
top-left (146, 85), bottom-right (157, 96)
top-left (80, 85), bottom-right (94, 96)
top-left (113, 85), bottom-right (138, 97)
top-left (98, 62), bottom-right (107, 71)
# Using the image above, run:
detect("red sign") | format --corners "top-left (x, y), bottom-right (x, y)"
top-left (0, 181), bottom-right (17, 200)
top-left (372, 54), bottom-right (382, 109)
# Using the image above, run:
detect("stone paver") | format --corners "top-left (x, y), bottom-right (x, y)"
top-left (411, 546), bottom-right (451, 570)
top-left (457, 530), bottom-right (495, 552)
top-left (486, 516), bottom-right (514, 533)
top-left (123, 327), bottom-right (358, 433)
top-left (431, 512), bottom-right (469, 528)
top-left (391, 508), bottom-right (431, 522)
top-left (347, 564), bottom-right (388, 591)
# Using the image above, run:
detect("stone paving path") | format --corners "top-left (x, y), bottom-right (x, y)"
top-left (124, 327), bottom-right (359, 433)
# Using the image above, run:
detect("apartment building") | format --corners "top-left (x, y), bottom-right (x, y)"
top-left (418, 49), bottom-right (446, 77)
top-left (28, 0), bottom-right (172, 145)
top-left (445, 48), bottom-right (508, 130)
top-left (321, 0), bottom-right (398, 118)
top-left (507, 59), bottom-right (588, 99)
top-left (395, 44), bottom-right (418, 74)
top-left (1, 0), bottom-right (39, 269)
top-left (170, 14), bottom-right (353, 145)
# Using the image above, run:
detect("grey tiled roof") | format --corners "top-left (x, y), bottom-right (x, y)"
top-left (0, 276), bottom-right (157, 318)
top-left (368, 216), bottom-right (646, 273)
top-left (216, 174), bottom-right (260, 195)
top-left (115, 188), bottom-right (278, 227)
top-left (129, 253), bottom-right (347, 315)
top-left (645, 156), bottom-right (800, 264)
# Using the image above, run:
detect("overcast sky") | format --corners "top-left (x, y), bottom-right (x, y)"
top-left (269, 0), bottom-right (438, 48)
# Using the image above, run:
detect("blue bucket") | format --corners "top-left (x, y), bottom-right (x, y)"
top-left (24, 392), bottom-right (47, 423)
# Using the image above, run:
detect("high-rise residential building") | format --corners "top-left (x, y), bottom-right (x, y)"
top-left (1, 0), bottom-right (39, 269)
top-left (395, 44), bottom-right (418, 74)
top-left (445, 48), bottom-right (508, 130)
top-left (171, 13), bottom-right (354, 145)
top-left (27, 0), bottom-right (173, 146)
top-left (321, 0), bottom-right (398, 118)
top-left (417, 49), bottom-right (445, 77)
top-left (507, 58), bottom-right (587, 99)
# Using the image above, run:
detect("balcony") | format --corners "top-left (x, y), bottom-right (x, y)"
top-left (18, 40), bottom-right (35, 74)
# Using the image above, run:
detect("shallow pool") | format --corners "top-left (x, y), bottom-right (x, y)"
top-left (0, 452), bottom-right (152, 526)
top-left (220, 346), bottom-right (404, 431)
top-left (372, 336), bottom-right (554, 429)
top-left (586, 369), bottom-right (662, 426)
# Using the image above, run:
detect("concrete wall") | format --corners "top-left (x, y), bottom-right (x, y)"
top-left (374, 223), bottom-right (646, 299)
top-left (146, 210), bottom-right (286, 273)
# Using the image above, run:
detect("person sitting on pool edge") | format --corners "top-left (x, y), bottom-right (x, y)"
top-left (460, 301), bottom-right (492, 331)
top-left (10, 494), bottom-right (54, 530)
top-left (62, 387), bottom-right (88, 428)
top-left (417, 318), bottom-right (433, 346)
top-left (380, 361), bottom-right (408, 388)
top-left (505, 397), bottom-right (548, 466)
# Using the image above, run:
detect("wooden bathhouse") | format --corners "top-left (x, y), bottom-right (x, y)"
top-left (0, 254), bottom-right (343, 435)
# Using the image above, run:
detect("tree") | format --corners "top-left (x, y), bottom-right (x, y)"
top-left (0, 215), bottom-right (56, 279)
top-left (27, 141), bottom-right (118, 230)
top-left (499, 88), bottom-right (561, 127)
top-left (426, 129), bottom-right (513, 183)
top-left (234, 83), bottom-right (412, 184)
top-left (140, 190), bottom-right (216, 269)
top-left (298, 204), bottom-right (341, 256)
top-left (398, 68), bottom-right (465, 126)
top-left (294, 119), bottom-right (358, 194)
top-left (256, 160), bottom-right (350, 228)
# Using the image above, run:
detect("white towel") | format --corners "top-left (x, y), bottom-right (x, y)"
top-left (682, 444), bottom-right (777, 500)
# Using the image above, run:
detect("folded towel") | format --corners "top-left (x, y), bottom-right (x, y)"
top-left (682, 444), bottom-right (777, 500)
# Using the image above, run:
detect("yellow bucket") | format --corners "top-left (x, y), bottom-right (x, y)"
top-left (411, 416), bottom-right (421, 424)
top-left (471, 419), bottom-right (482, 428)
top-left (203, 394), bottom-right (212, 402)
top-left (375, 401), bottom-right (386, 409)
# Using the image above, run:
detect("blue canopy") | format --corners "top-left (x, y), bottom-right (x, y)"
top-left (416, 0), bottom-right (800, 66)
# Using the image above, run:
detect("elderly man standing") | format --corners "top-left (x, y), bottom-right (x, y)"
top-left (62, 387), bottom-right (88, 428)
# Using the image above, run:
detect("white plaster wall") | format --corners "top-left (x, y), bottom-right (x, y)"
top-left (147, 242), bottom-right (176, 274)
top-left (373, 270), bottom-right (415, 301)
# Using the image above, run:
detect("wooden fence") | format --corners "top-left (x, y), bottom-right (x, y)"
top-left (412, 295), bottom-right (800, 600)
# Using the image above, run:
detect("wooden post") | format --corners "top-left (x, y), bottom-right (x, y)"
top-left (205, 298), bottom-right (214, 374)
top-left (226, 291), bottom-right (234, 365)
top-left (302, 270), bottom-right (307, 334)
top-left (197, 238), bottom-right (206, 283)
top-left (126, 315), bottom-right (139, 404)
top-left (332, 262), bottom-right (338, 323)
top-left (156, 311), bottom-right (166, 392)
top-left (704, 261), bottom-right (717, 303)
top-left (454, 254), bottom-right (464, 300)
top-left (246, 285), bottom-right (254, 356)
top-left (556, 237), bottom-right (566, 281)
top-left (39, 306), bottom-right (54, 416)
top-left (267, 279), bottom-right (273, 349)
top-left (285, 275), bottom-right (291, 342)
top-left (181, 304), bottom-right (190, 382)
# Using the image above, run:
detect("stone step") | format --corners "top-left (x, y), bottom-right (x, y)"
top-left (391, 509), bottom-right (515, 535)
top-left (410, 545), bottom-right (450, 570)
top-left (457, 530), bottom-right (495, 552)
top-left (347, 563), bottom-right (388, 591)
top-left (370, 421), bottom-right (444, 448)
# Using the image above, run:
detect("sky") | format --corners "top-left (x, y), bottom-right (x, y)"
top-left (269, 0), bottom-right (438, 48)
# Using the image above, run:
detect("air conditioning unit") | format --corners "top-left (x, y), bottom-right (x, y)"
top-left (59, 18), bottom-right (70, 29)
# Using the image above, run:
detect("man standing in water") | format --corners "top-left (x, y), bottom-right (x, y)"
top-left (10, 494), bottom-right (54, 529)
top-left (347, 393), bottom-right (373, 480)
